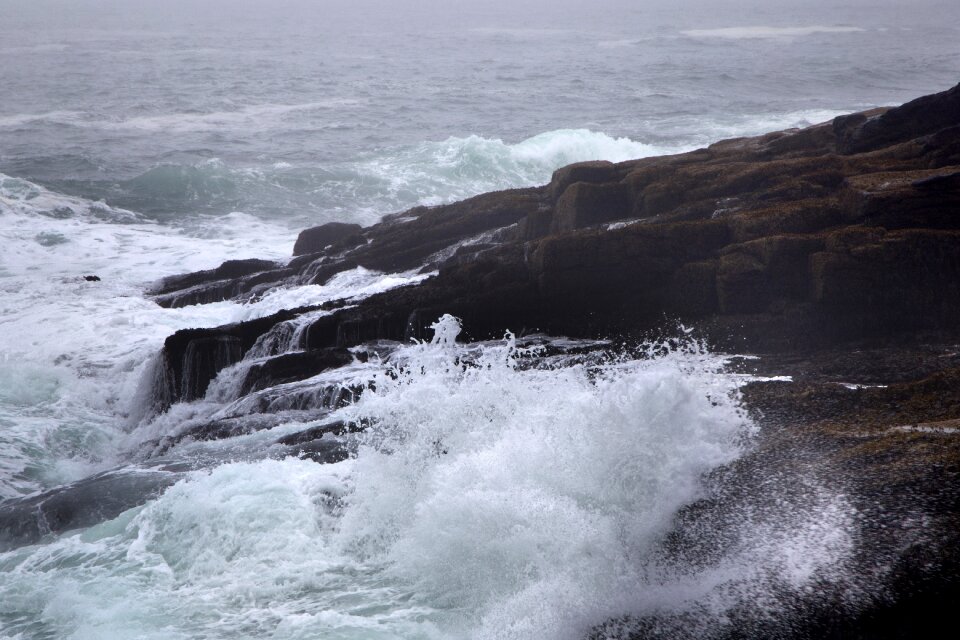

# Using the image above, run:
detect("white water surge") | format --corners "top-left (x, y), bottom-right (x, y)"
top-left (0, 173), bottom-right (435, 499)
top-left (0, 315), bottom-right (855, 639)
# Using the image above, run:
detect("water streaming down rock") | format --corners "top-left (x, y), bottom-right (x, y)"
top-left (180, 335), bottom-right (244, 401)
top-left (245, 316), bottom-right (306, 359)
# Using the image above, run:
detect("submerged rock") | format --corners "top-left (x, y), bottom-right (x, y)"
top-left (0, 469), bottom-right (179, 550)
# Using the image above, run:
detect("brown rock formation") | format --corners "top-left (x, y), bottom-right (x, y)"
top-left (140, 84), bottom-right (960, 640)
top-left (151, 82), bottom-right (960, 375)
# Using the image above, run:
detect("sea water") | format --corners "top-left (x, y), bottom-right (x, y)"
top-left (1, 0), bottom-right (957, 637)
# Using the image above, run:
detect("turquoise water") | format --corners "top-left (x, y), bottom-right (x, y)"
top-left (3, 0), bottom-right (957, 227)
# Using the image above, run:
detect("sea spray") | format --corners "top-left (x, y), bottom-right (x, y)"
top-left (4, 5), bottom-right (958, 635)
top-left (333, 316), bottom-right (758, 638)
top-left (0, 317), bottom-right (760, 638)
top-left (0, 315), bottom-right (865, 639)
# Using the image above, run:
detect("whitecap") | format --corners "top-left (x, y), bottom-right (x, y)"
top-left (0, 110), bottom-right (83, 128)
top-left (681, 25), bottom-right (866, 40)
top-left (105, 100), bottom-right (364, 133)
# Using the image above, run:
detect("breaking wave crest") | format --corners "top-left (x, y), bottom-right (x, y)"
top-left (67, 129), bottom-right (667, 226)
top-left (354, 129), bottom-right (668, 208)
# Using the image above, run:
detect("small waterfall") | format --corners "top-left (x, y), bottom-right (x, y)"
top-left (127, 352), bottom-right (175, 426)
top-left (246, 310), bottom-right (332, 359)
top-left (180, 335), bottom-right (243, 402)
top-left (215, 377), bottom-right (367, 419)
top-left (202, 359), bottom-right (259, 404)
top-left (246, 321), bottom-right (299, 359)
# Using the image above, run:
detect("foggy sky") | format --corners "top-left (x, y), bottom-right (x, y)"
top-left (4, 0), bottom-right (957, 36)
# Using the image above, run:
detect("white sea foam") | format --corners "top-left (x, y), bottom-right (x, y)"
top-left (106, 100), bottom-right (364, 133)
top-left (0, 173), bottom-right (294, 278)
top-left (0, 172), bottom-right (450, 496)
top-left (0, 110), bottom-right (82, 128)
top-left (358, 129), bottom-right (672, 208)
top-left (106, 128), bottom-right (664, 227)
top-left (0, 174), bottom-right (296, 495)
top-left (0, 317), bottom-right (858, 639)
top-left (682, 26), bottom-right (866, 40)
top-left (229, 267), bottom-right (435, 324)
top-left (699, 108), bottom-right (854, 140)
top-left (333, 317), bottom-right (759, 638)
top-left (0, 458), bottom-right (379, 640)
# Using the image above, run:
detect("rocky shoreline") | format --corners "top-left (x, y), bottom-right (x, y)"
top-left (148, 83), bottom-right (960, 638)
top-left (153, 84), bottom-right (960, 353)
top-left (6, 84), bottom-right (960, 637)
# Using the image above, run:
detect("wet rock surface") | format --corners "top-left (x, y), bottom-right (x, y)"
top-left (28, 83), bottom-right (958, 637)
top-left (150, 84), bottom-right (960, 358)
top-left (292, 221), bottom-right (363, 256)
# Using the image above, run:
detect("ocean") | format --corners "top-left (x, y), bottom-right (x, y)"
top-left (1, 0), bottom-right (958, 637)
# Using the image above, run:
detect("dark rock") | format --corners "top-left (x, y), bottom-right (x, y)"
top-left (157, 308), bottom-right (312, 407)
top-left (716, 234), bottom-right (824, 313)
top-left (151, 267), bottom-right (298, 309)
top-left (150, 258), bottom-right (287, 308)
top-left (299, 243), bottom-right (539, 348)
top-left (147, 412), bottom-right (362, 456)
top-left (151, 258), bottom-right (279, 296)
top-left (521, 207), bottom-right (555, 241)
top-left (275, 419), bottom-right (357, 445)
top-left (550, 181), bottom-right (631, 233)
top-left (288, 437), bottom-right (354, 464)
top-left (921, 124), bottom-right (960, 167)
top-left (151, 83), bottom-right (960, 387)
top-left (292, 222), bottom-right (364, 256)
top-left (225, 379), bottom-right (363, 415)
top-left (342, 187), bottom-right (540, 274)
top-left (809, 228), bottom-right (960, 341)
top-left (834, 83), bottom-right (960, 154)
top-left (150, 186), bottom-right (543, 309)
top-left (237, 348), bottom-right (354, 396)
top-left (547, 160), bottom-right (618, 202)
top-left (274, 420), bottom-right (368, 463)
top-left (0, 469), bottom-right (178, 550)
top-left (842, 166), bottom-right (960, 229)
top-left (530, 219), bottom-right (733, 333)
top-left (171, 418), bottom-right (264, 444)
top-left (83, 274), bottom-right (100, 282)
